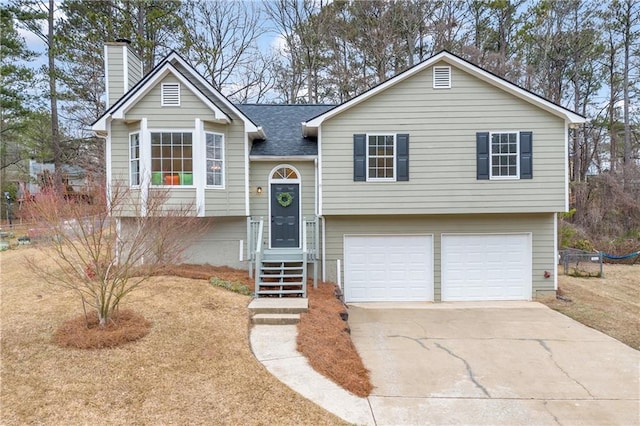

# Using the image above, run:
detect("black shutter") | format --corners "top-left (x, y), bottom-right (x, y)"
top-left (476, 132), bottom-right (490, 180)
top-left (396, 134), bottom-right (409, 181)
top-left (353, 134), bottom-right (366, 181)
top-left (520, 131), bottom-right (533, 179)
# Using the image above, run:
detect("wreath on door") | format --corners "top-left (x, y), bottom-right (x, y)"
top-left (277, 192), bottom-right (294, 207)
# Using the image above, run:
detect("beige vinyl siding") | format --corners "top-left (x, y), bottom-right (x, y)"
top-left (170, 61), bottom-right (243, 121)
top-left (109, 74), bottom-right (247, 217)
top-left (321, 61), bottom-right (567, 215)
top-left (324, 213), bottom-right (555, 301)
top-left (182, 217), bottom-right (248, 269)
top-left (203, 121), bottom-right (246, 216)
top-left (127, 52), bottom-right (143, 90)
top-left (127, 75), bottom-right (215, 128)
top-left (109, 122), bottom-right (143, 188)
top-left (105, 44), bottom-right (125, 107)
top-left (248, 161), bottom-right (317, 245)
top-left (119, 217), bottom-right (247, 269)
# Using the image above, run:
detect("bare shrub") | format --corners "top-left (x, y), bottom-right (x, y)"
top-left (21, 181), bottom-right (207, 328)
top-left (569, 165), bottom-right (640, 252)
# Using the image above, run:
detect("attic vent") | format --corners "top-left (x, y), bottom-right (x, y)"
top-left (161, 83), bottom-right (180, 106)
top-left (433, 66), bottom-right (451, 89)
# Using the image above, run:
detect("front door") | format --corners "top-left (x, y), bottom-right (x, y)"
top-left (271, 183), bottom-right (300, 248)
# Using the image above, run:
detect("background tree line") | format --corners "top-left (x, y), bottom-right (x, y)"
top-left (2, 0), bottom-right (639, 252)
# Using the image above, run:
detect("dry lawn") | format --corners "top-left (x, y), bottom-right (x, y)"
top-left (0, 246), bottom-right (347, 425)
top-left (542, 264), bottom-right (640, 350)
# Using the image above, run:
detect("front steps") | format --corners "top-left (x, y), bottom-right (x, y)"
top-left (249, 298), bottom-right (308, 325)
top-left (256, 249), bottom-right (306, 298)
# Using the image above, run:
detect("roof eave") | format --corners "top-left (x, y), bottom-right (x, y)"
top-left (303, 51), bottom-right (586, 128)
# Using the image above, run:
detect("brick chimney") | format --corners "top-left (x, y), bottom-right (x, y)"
top-left (104, 39), bottom-right (143, 108)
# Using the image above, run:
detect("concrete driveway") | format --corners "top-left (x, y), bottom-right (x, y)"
top-left (348, 302), bottom-right (640, 425)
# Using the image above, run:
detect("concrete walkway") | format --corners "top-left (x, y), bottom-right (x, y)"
top-left (250, 302), bottom-right (640, 425)
top-left (250, 324), bottom-right (374, 425)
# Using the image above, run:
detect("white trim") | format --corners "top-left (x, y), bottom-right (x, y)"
top-left (161, 82), bottom-right (181, 106)
top-left (433, 66), bottom-right (451, 89)
top-left (101, 65), bottom-right (228, 125)
top-left (139, 118), bottom-right (149, 217)
top-left (249, 155), bottom-right (316, 161)
top-left (93, 53), bottom-right (264, 140)
top-left (244, 130), bottom-right (250, 216)
top-left (321, 216), bottom-right (326, 281)
top-left (104, 45), bottom-right (110, 108)
top-left (104, 118), bottom-right (112, 210)
top-left (553, 214), bottom-right (558, 291)
top-left (318, 125), bottom-right (323, 217)
top-left (314, 158), bottom-right (318, 217)
top-left (194, 119), bottom-right (205, 216)
top-left (303, 52), bottom-right (585, 134)
top-left (366, 133), bottom-right (397, 182)
top-left (489, 131), bottom-right (520, 180)
top-left (239, 239), bottom-right (244, 262)
top-left (268, 164), bottom-right (302, 250)
top-left (128, 131), bottom-right (141, 187)
top-left (204, 131), bottom-right (225, 189)
top-left (564, 122), bottom-right (570, 212)
top-left (165, 52), bottom-right (261, 133)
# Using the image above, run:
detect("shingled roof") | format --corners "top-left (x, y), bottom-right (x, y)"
top-left (237, 104), bottom-right (335, 156)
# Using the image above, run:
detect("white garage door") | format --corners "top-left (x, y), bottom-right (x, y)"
top-left (344, 235), bottom-right (433, 302)
top-left (442, 234), bottom-right (532, 301)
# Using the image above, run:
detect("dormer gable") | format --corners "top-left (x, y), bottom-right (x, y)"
top-left (93, 50), bottom-right (264, 140)
top-left (303, 50), bottom-right (585, 137)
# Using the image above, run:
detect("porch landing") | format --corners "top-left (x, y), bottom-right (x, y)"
top-left (248, 298), bottom-right (309, 325)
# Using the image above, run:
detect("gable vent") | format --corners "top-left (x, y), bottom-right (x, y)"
top-left (433, 66), bottom-right (451, 89)
top-left (161, 83), bottom-right (181, 106)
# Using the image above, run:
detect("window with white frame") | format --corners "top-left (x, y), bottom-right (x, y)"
top-left (150, 132), bottom-right (193, 185)
top-left (490, 132), bottom-right (519, 178)
top-left (205, 132), bottom-right (224, 187)
top-left (129, 132), bottom-right (140, 186)
top-left (367, 134), bottom-right (396, 180)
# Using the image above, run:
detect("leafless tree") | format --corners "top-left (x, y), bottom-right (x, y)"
top-left (22, 181), bottom-right (207, 327)
top-left (177, 0), bottom-right (272, 102)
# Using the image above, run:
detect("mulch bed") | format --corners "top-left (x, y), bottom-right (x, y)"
top-left (53, 309), bottom-right (151, 349)
top-left (167, 263), bottom-right (373, 397)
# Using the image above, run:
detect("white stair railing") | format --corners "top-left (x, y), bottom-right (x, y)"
top-left (247, 217), bottom-right (263, 279)
top-left (303, 216), bottom-right (319, 289)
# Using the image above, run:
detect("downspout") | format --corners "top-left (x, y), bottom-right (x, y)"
top-left (317, 125), bottom-right (327, 281)
top-left (194, 118), bottom-right (205, 216)
top-left (564, 121), bottom-right (570, 212)
top-left (553, 213), bottom-right (558, 292)
top-left (139, 118), bottom-right (149, 217)
top-left (104, 117), bottom-right (112, 210)
top-left (244, 129), bottom-right (251, 218)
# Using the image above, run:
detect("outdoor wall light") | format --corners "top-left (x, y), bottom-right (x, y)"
top-left (256, 186), bottom-right (263, 195)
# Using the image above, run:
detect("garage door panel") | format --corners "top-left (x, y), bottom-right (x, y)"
top-left (442, 234), bottom-right (531, 302)
top-left (345, 235), bottom-right (433, 302)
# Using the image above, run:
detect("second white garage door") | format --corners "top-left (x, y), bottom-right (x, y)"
top-left (344, 235), bottom-right (433, 303)
top-left (441, 234), bottom-right (532, 301)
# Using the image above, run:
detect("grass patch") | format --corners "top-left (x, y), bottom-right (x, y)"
top-left (542, 264), bottom-right (640, 350)
top-left (0, 247), bottom-right (347, 425)
top-left (210, 276), bottom-right (252, 296)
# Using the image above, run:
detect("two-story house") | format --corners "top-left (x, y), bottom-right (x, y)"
top-left (93, 40), bottom-right (585, 303)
